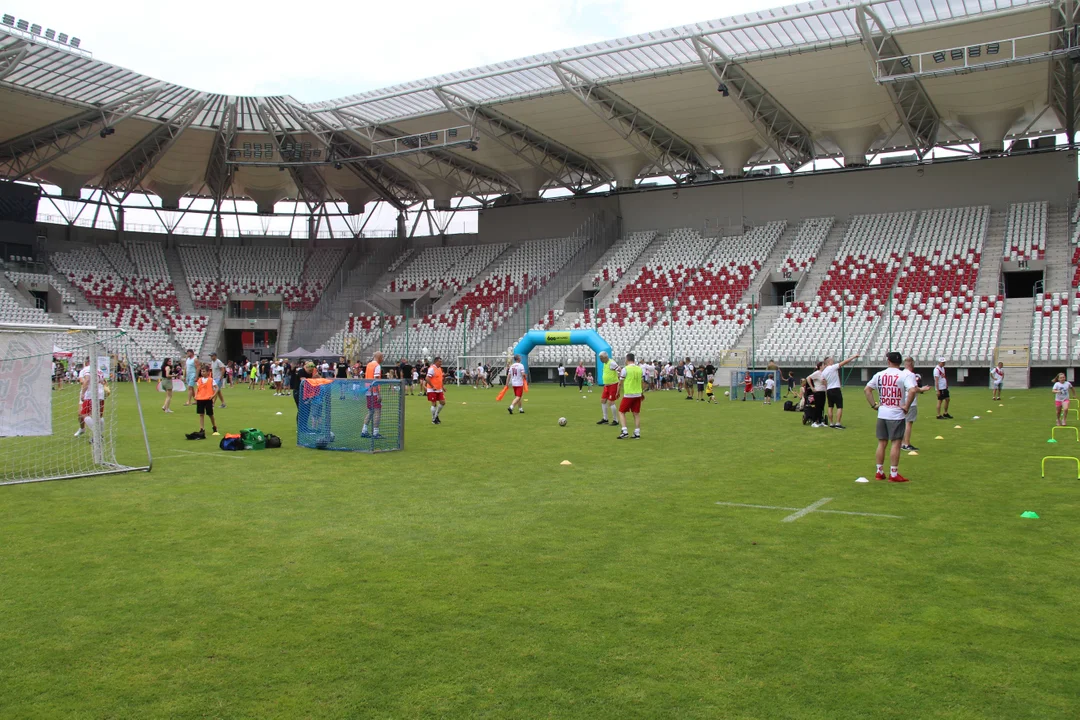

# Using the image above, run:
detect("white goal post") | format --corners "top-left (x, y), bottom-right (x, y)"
top-left (0, 323), bottom-right (152, 486)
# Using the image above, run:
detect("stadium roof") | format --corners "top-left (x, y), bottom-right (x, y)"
top-left (0, 0), bottom-right (1073, 215)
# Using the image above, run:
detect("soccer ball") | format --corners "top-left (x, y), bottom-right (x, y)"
top-left (558, 417), bottom-right (567, 426)
top-left (724, 390), bottom-right (730, 396)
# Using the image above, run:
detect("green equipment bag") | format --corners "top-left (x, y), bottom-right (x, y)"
top-left (241, 427), bottom-right (267, 450)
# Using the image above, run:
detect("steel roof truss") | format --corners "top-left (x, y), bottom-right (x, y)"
top-left (857, 5), bottom-right (941, 156)
top-left (434, 87), bottom-right (611, 191)
top-left (693, 37), bottom-right (814, 171)
top-left (101, 93), bottom-right (208, 201)
top-left (552, 63), bottom-right (710, 182)
top-left (1049, 0), bottom-right (1080, 144)
top-left (0, 84), bottom-right (166, 180)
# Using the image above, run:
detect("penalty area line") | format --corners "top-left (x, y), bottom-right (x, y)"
top-left (781, 497), bottom-right (833, 523)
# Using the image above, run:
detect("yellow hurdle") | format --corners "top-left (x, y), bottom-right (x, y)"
top-left (1041, 456), bottom-right (1080, 478)
top-left (1051, 426), bottom-right (1080, 442)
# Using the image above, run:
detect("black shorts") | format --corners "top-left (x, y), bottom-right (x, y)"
top-left (764, 389), bottom-right (773, 398)
top-left (696, 382), bottom-right (705, 390)
top-left (937, 388), bottom-right (950, 400)
top-left (826, 388), bottom-right (843, 409)
top-left (196, 399), bottom-right (214, 416)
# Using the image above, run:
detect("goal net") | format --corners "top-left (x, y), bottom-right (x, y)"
top-left (297, 378), bottom-right (404, 453)
top-left (456, 354), bottom-right (512, 386)
top-left (729, 369), bottom-right (781, 401)
top-left (0, 323), bottom-right (152, 486)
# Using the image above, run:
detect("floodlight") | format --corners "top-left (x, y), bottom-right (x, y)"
top-left (950, 48), bottom-right (963, 61)
top-left (16, 19), bottom-right (27, 30)
top-left (29, 23), bottom-right (40, 35)
top-left (44, 28), bottom-right (54, 40)
top-left (717, 83), bottom-right (729, 96)
top-left (933, 52), bottom-right (945, 63)
top-left (968, 46), bottom-right (980, 57)
top-left (2, 15), bottom-right (13, 26)
top-left (98, 127), bottom-right (115, 138)
top-left (898, 56), bottom-right (911, 69)
top-left (70, 37), bottom-right (80, 48)
top-left (987, 43), bottom-right (999, 54)
top-left (58, 33), bottom-right (68, 43)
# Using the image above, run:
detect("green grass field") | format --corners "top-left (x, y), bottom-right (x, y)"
top-left (3, 380), bottom-right (1079, 719)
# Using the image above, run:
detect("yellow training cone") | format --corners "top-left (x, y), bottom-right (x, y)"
top-left (935, 435), bottom-right (945, 440)
top-left (560, 460), bottom-right (572, 466)
top-left (908, 450), bottom-right (919, 456)
top-left (954, 425), bottom-right (962, 429)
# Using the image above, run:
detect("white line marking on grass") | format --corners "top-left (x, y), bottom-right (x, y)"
top-left (781, 497), bottom-right (833, 522)
top-left (157, 450), bottom-right (246, 459)
top-left (715, 499), bottom-right (903, 523)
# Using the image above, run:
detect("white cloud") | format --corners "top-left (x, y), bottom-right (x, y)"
top-left (5, 0), bottom-right (785, 102)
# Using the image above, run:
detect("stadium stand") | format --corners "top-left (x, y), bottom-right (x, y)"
top-left (865, 206), bottom-right (1000, 363)
top-left (759, 211), bottom-right (916, 363)
top-left (591, 231), bottom-right (657, 286)
top-left (129, 243), bottom-right (179, 309)
top-left (777, 218), bottom-right (833, 276)
top-left (1034, 292), bottom-right (1069, 362)
top-left (178, 245), bottom-right (225, 309)
top-left (387, 245), bottom-right (472, 292)
top-left (381, 236), bottom-right (585, 360)
top-left (325, 313), bottom-right (402, 357)
top-left (436, 243), bottom-right (509, 294)
top-left (0, 286), bottom-right (52, 325)
top-left (52, 247), bottom-right (140, 309)
top-left (4, 271), bottom-right (76, 304)
top-left (1004, 201), bottom-right (1047, 262)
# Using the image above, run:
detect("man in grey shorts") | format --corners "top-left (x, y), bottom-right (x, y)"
top-left (900, 356), bottom-right (931, 451)
top-left (864, 351), bottom-right (917, 483)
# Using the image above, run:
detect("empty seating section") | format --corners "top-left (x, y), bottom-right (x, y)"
top-left (52, 247), bottom-right (140, 308)
top-left (867, 206), bottom-right (999, 363)
top-left (70, 306), bottom-right (180, 362)
top-left (298, 249), bottom-right (346, 309)
top-left (129, 243), bottom-right (179, 309)
top-left (759, 211), bottom-right (916, 363)
top-left (382, 236), bottom-right (585, 360)
top-left (438, 243), bottom-right (509, 294)
top-left (5, 271), bottom-right (76, 304)
top-left (777, 217), bottom-right (832, 275)
top-left (167, 313), bottom-right (209, 354)
top-left (532, 224), bottom-right (783, 365)
top-left (591, 230), bottom-right (656, 285)
top-left (220, 246), bottom-right (304, 302)
top-left (326, 313), bottom-right (402, 357)
top-left (0, 286), bottom-right (51, 324)
top-left (386, 246), bottom-right (471, 292)
top-left (385, 249), bottom-right (414, 275)
top-left (178, 245), bottom-right (225, 308)
top-left (1003, 201), bottom-right (1046, 261)
top-left (1031, 292), bottom-right (1067, 362)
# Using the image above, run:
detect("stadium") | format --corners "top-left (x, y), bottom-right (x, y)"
top-left (1, 0), bottom-right (1079, 716)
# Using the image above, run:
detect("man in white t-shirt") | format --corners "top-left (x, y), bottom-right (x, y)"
top-left (821, 354), bottom-right (860, 429)
top-left (864, 351), bottom-right (917, 482)
top-left (557, 364), bottom-right (566, 388)
top-left (990, 362), bottom-right (1004, 401)
top-left (933, 357), bottom-right (952, 419)
top-left (507, 354), bottom-right (527, 414)
top-left (209, 352), bottom-right (227, 408)
top-left (683, 358), bottom-right (695, 400)
top-left (76, 358), bottom-right (107, 438)
top-left (900, 356), bottom-right (932, 452)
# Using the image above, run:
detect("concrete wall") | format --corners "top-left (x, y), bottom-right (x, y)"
top-left (476, 152), bottom-right (1076, 241)
top-left (478, 195), bottom-right (620, 243)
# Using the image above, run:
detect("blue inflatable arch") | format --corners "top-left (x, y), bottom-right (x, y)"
top-left (512, 329), bottom-right (614, 381)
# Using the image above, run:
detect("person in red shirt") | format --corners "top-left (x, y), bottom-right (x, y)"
top-left (426, 357), bottom-right (446, 424)
top-left (362, 351), bottom-right (383, 439)
top-left (742, 372), bottom-right (756, 402)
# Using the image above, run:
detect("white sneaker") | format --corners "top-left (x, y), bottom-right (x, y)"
top-left (73, 428), bottom-right (84, 437)
top-left (811, 423), bottom-right (820, 428)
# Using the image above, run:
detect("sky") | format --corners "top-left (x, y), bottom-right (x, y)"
top-left (5, 0), bottom-right (783, 102)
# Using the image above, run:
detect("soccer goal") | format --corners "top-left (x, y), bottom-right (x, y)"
top-left (0, 323), bottom-right (152, 486)
top-left (456, 354), bottom-right (512, 385)
top-left (728, 369), bottom-right (781, 401)
top-left (297, 378), bottom-right (404, 453)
